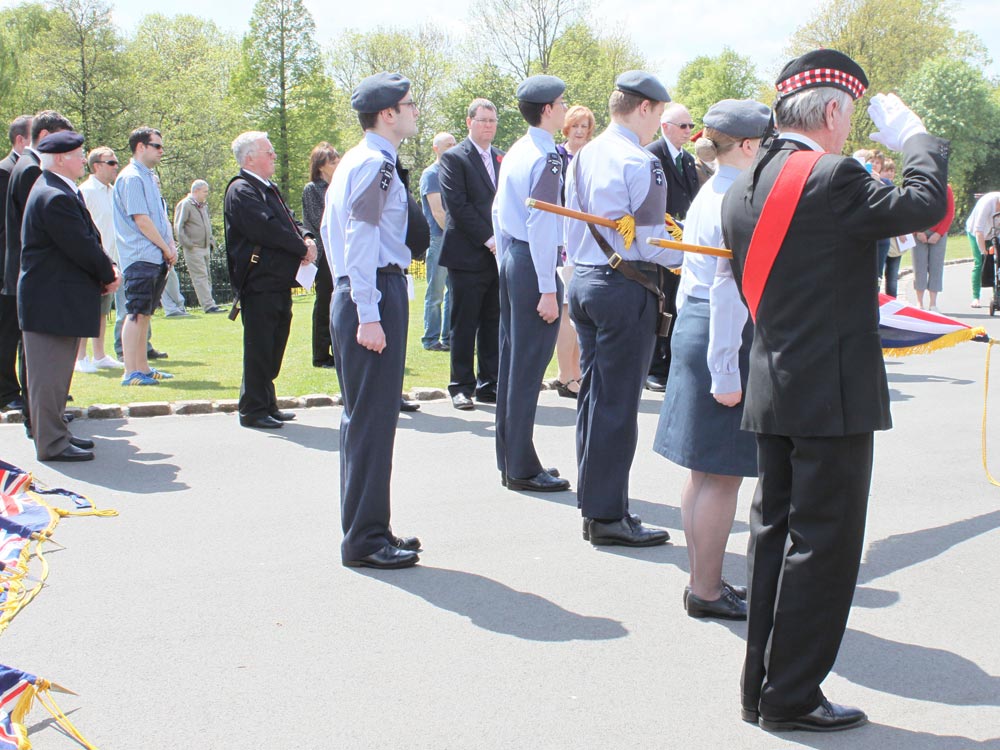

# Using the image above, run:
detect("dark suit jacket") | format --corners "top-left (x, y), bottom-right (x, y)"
top-left (18, 171), bottom-right (116, 337)
top-left (647, 137), bottom-right (700, 220)
top-left (224, 170), bottom-right (309, 295)
top-left (721, 133), bottom-right (949, 437)
top-left (4, 149), bottom-right (41, 296)
top-left (438, 137), bottom-right (502, 272)
top-left (0, 150), bottom-right (19, 289)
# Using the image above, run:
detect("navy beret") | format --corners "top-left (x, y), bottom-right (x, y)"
top-left (615, 71), bottom-right (670, 103)
top-left (36, 131), bottom-right (83, 154)
top-left (703, 99), bottom-right (772, 138)
top-left (775, 49), bottom-right (868, 100)
top-left (516, 74), bottom-right (566, 104)
top-left (351, 72), bottom-right (411, 113)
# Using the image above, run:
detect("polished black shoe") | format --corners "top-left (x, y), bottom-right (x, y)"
top-left (43, 444), bottom-right (94, 462)
top-left (587, 516), bottom-right (670, 547)
top-left (644, 375), bottom-right (667, 392)
top-left (505, 470), bottom-right (570, 492)
top-left (343, 543), bottom-right (419, 569)
top-left (390, 534), bottom-right (422, 551)
top-left (475, 390), bottom-right (497, 404)
top-left (69, 436), bottom-right (95, 450)
top-left (452, 393), bottom-right (474, 411)
top-left (759, 699), bottom-right (867, 732)
top-left (400, 398), bottom-right (421, 412)
top-left (240, 415), bottom-right (283, 429)
top-left (741, 707), bottom-right (760, 724)
top-left (62, 412), bottom-right (74, 423)
top-left (270, 410), bottom-right (296, 422)
top-left (313, 358), bottom-right (337, 368)
top-left (684, 580), bottom-right (746, 607)
top-left (582, 513), bottom-right (642, 541)
top-left (147, 348), bottom-right (169, 359)
top-left (686, 587), bottom-right (747, 620)
top-left (554, 379), bottom-right (580, 399)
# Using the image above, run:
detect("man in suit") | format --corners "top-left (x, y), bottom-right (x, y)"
top-left (438, 98), bottom-right (503, 410)
top-left (4, 110), bottom-right (75, 432)
top-left (645, 102), bottom-right (701, 392)
top-left (0, 115), bottom-right (31, 413)
top-left (721, 49), bottom-right (949, 732)
top-left (19, 131), bottom-right (119, 461)
top-left (225, 131), bottom-right (316, 429)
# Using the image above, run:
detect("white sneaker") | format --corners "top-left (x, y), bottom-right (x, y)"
top-left (74, 357), bottom-right (98, 373)
top-left (92, 355), bottom-right (123, 369)
top-left (929, 305), bottom-right (941, 313)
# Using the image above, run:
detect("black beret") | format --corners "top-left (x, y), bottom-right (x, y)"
top-left (36, 131), bottom-right (83, 154)
top-left (516, 75), bottom-right (566, 104)
top-left (351, 72), bottom-right (411, 113)
top-left (703, 99), bottom-right (772, 138)
top-left (775, 49), bottom-right (868, 100)
top-left (615, 70), bottom-right (670, 103)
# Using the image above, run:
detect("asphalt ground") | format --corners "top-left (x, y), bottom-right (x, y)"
top-left (2, 263), bottom-right (999, 749)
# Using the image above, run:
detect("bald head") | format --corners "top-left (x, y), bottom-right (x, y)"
top-left (661, 103), bottom-right (694, 149)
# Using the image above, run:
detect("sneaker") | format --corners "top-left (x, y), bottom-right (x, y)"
top-left (122, 371), bottom-right (159, 386)
top-left (929, 305), bottom-right (941, 313)
top-left (92, 355), bottom-right (123, 369)
top-left (971, 299), bottom-right (981, 308)
top-left (74, 357), bottom-right (98, 373)
top-left (146, 368), bottom-right (174, 380)
top-left (205, 305), bottom-right (228, 314)
top-left (164, 310), bottom-right (191, 317)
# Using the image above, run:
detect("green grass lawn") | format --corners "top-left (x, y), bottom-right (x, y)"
top-left (899, 231), bottom-right (972, 270)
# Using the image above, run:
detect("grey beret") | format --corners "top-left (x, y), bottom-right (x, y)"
top-left (36, 131), bottom-right (83, 153)
top-left (703, 99), bottom-right (771, 139)
top-left (516, 74), bottom-right (566, 104)
top-left (615, 70), bottom-right (670, 103)
top-left (351, 72), bottom-right (410, 113)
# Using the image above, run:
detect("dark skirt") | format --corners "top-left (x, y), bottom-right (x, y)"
top-left (653, 296), bottom-right (757, 477)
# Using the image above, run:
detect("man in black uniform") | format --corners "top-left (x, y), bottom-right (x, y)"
top-left (0, 115), bottom-right (31, 412)
top-left (225, 131), bottom-right (317, 429)
top-left (721, 49), bottom-right (949, 732)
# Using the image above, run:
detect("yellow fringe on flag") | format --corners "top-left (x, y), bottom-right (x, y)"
top-left (664, 213), bottom-right (684, 242)
top-left (982, 338), bottom-right (1000, 488)
top-left (882, 326), bottom-right (987, 358)
top-left (614, 215), bottom-right (635, 249)
top-left (10, 679), bottom-right (99, 750)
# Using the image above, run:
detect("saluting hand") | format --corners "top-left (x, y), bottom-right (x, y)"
top-left (714, 390), bottom-right (742, 407)
top-left (537, 292), bottom-right (559, 323)
top-left (358, 321), bottom-right (386, 353)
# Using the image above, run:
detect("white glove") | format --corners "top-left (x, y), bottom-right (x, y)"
top-left (868, 93), bottom-right (927, 151)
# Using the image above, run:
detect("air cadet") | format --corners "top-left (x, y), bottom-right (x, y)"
top-left (321, 72), bottom-right (422, 570)
top-left (492, 74), bottom-right (572, 493)
top-left (564, 71), bottom-right (683, 547)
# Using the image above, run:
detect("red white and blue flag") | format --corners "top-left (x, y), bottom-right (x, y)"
top-left (879, 294), bottom-right (988, 356)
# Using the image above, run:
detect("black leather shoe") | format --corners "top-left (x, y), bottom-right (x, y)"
top-left (684, 580), bottom-right (746, 607)
top-left (587, 516), bottom-right (670, 547)
top-left (583, 513), bottom-right (642, 541)
top-left (147, 348), bottom-right (168, 359)
top-left (505, 467), bottom-right (561, 486)
top-left (313, 358), bottom-right (337, 368)
top-left (270, 410), bottom-right (296, 422)
top-left (506, 471), bottom-right (570, 492)
top-left (759, 699), bottom-right (867, 732)
top-left (69, 436), bottom-right (95, 450)
top-left (452, 393), bottom-right (474, 411)
top-left (554, 379), bottom-right (580, 399)
top-left (62, 412), bottom-right (74, 423)
top-left (43, 444), bottom-right (94, 462)
top-left (343, 543), bottom-right (419, 569)
top-left (644, 375), bottom-right (667, 392)
top-left (741, 707), bottom-right (759, 724)
top-left (390, 534), bottom-right (421, 551)
top-left (400, 398), bottom-right (420, 412)
top-left (475, 390), bottom-right (497, 404)
top-left (686, 587), bottom-right (747, 620)
top-left (240, 415), bottom-right (283, 429)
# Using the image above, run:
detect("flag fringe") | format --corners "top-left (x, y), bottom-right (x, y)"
top-left (10, 680), bottom-right (98, 750)
top-left (883, 327), bottom-right (987, 358)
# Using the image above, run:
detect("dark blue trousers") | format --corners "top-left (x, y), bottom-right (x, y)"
top-left (495, 241), bottom-right (562, 478)
top-left (332, 271), bottom-right (408, 562)
top-left (568, 265), bottom-right (657, 519)
top-left (239, 290), bottom-right (292, 420)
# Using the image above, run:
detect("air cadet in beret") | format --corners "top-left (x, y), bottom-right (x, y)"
top-left (491, 74), bottom-right (571, 493)
top-left (321, 71), bottom-right (422, 569)
top-left (720, 49), bottom-right (949, 731)
top-left (563, 70), bottom-right (682, 547)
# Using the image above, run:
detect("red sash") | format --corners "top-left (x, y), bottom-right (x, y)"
top-left (741, 150), bottom-right (824, 321)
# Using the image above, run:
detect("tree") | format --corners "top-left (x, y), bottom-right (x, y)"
top-left (0, 3), bottom-right (56, 119)
top-left (672, 48), bottom-right (764, 125)
top-left (436, 61), bottom-right (521, 152)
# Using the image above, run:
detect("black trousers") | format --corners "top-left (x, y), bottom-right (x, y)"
top-left (332, 272), bottom-right (408, 562)
top-left (238, 290), bottom-right (292, 420)
top-left (744, 432), bottom-right (873, 720)
top-left (647, 269), bottom-right (680, 380)
top-left (495, 241), bottom-right (562, 478)
top-left (447, 265), bottom-right (499, 398)
top-left (312, 251), bottom-right (334, 365)
top-left (0, 294), bottom-right (21, 406)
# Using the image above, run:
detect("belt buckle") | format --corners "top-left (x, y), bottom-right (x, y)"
top-left (250, 253), bottom-right (260, 264)
top-left (608, 252), bottom-right (622, 269)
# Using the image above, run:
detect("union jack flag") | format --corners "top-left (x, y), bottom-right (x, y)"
top-left (0, 712), bottom-right (19, 750)
top-left (879, 294), bottom-right (989, 356)
top-left (0, 460), bottom-right (92, 510)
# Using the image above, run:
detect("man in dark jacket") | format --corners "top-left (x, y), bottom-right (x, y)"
top-left (225, 131), bottom-right (317, 429)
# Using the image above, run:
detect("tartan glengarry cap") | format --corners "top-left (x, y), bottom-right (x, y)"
top-left (516, 75), bottom-right (566, 104)
top-left (36, 130), bottom-right (83, 153)
top-left (615, 70), bottom-right (670, 103)
top-left (351, 72), bottom-right (411, 113)
top-left (775, 49), bottom-right (868, 101)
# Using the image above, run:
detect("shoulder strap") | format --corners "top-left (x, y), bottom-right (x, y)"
top-left (741, 150), bottom-right (823, 321)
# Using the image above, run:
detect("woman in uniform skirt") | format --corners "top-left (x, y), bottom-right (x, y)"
top-left (652, 99), bottom-right (771, 620)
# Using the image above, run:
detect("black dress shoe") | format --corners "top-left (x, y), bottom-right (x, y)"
top-left (475, 390), bottom-right (497, 404)
top-left (62, 412), bottom-right (74, 423)
top-left (582, 513), bottom-right (642, 540)
top-left (43, 444), bottom-right (94, 462)
top-left (759, 699), bottom-right (867, 732)
top-left (587, 516), bottom-right (670, 547)
top-left (390, 534), bottom-right (422, 551)
top-left (270, 410), bottom-right (296, 422)
top-left (554, 379), bottom-right (580, 399)
top-left (147, 349), bottom-right (168, 359)
top-left (684, 579), bottom-right (746, 607)
top-left (313, 357), bottom-right (337, 368)
top-left (741, 707), bottom-right (759, 724)
top-left (686, 587), bottom-right (747, 620)
top-left (343, 543), bottom-right (419, 569)
top-left (505, 470), bottom-right (570, 492)
top-left (240, 415), bottom-right (283, 429)
top-left (69, 436), bottom-right (95, 450)
top-left (452, 393), bottom-right (474, 411)
top-left (400, 398), bottom-right (420, 412)
top-left (644, 375), bottom-right (667, 392)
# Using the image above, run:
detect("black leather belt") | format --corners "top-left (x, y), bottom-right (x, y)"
top-left (377, 265), bottom-right (403, 275)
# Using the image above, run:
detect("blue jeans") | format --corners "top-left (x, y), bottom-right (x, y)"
top-left (422, 235), bottom-right (451, 347)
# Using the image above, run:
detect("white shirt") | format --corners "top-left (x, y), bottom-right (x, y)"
top-left (79, 174), bottom-right (118, 262)
top-left (966, 191), bottom-right (1000, 238)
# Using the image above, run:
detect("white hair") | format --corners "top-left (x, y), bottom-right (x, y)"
top-left (775, 88), bottom-right (852, 132)
top-left (39, 153), bottom-right (57, 170)
top-left (191, 179), bottom-right (209, 192)
top-left (231, 131), bottom-right (269, 166)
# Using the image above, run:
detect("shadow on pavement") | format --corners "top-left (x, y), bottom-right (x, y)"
top-left (786, 724), bottom-right (1000, 749)
top-left (267, 422), bottom-right (338, 452)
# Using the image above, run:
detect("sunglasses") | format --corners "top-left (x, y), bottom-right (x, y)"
top-left (667, 122), bottom-right (695, 130)
top-left (96, 160), bottom-right (118, 166)
top-left (145, 142), bottom-right (164, 150)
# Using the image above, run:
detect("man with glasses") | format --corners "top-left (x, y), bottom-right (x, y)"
top-left (113, 127), bottom-right (176, 386)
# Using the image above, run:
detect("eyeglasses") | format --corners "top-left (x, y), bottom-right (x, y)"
top-left (398, 100), bottom-right (418, 110)
top-left (95, 160), bottom-right (118, 166)
top-left (666, 122), bottom-right (695, 130)
top-left (145, 142), bottom-right (164, 150)
top-left (472, 118), bottom-right (498, 125)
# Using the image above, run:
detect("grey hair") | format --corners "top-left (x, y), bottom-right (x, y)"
top-left (191, 179), bottom-right (209, 192)
top-left (775, 87), bottom-right (852, 132)
top-left (467, 98), bottom-right (496, 120)
top-left (231, 131), bottom-right (268, 166)
top-left (432, 131), bottom-right (455, 149)
top-left (39, 153), bottom-right (57, 170)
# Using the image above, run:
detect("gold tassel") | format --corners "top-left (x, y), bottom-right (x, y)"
top-left (882, 327), bottom-right (987, 358)
top-left (614, 215), bottom-right (635, 249)
top-left (9, 680), bottom-right (99, 750)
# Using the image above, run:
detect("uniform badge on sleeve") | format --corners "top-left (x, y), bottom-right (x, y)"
top-left (652, 161), bottom-right (665, 186)
top-left (379, 160), bottom-right (394, 191)
top-left (548, 154), bottom-right (562, 175)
